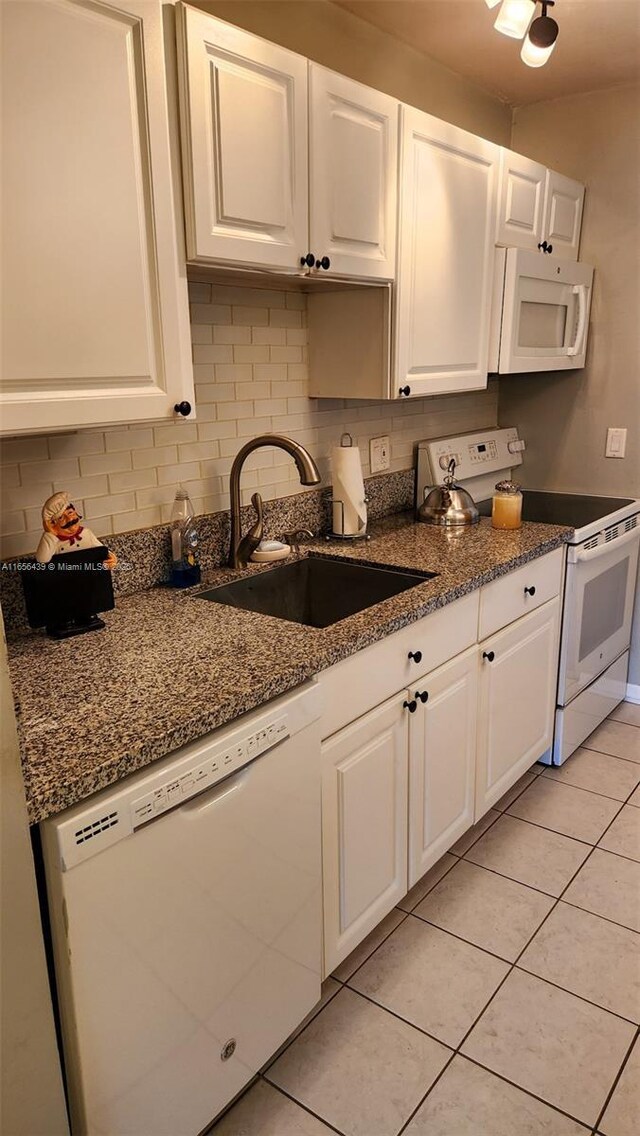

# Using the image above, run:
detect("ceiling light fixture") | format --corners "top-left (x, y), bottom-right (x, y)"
top-left (494, 0), bottom-right (536, 40)
top-left (485, 0), bottom-right (559, 68)
top-left (521, 1), bottom-right (559, 66)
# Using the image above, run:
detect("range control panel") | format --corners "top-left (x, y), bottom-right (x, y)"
top-left (131, 717), bottom-right (289, 826)
top-left (420, 428), bottom-right (524, 480)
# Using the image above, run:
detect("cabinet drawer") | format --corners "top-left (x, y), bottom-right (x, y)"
top-left (479, 547), bottom-right (564, 641)
top-left (319, 590), bottom-right (479, 740)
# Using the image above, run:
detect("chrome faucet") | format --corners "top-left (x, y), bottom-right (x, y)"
top-left (228, 434), bottom-right (321, 568)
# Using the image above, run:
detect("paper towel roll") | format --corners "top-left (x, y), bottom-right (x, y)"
top-left (331, 442), bottom-right (367, 536)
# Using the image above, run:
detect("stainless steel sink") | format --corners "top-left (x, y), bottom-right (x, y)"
top-left (197, 554), bottom-right (437, 628)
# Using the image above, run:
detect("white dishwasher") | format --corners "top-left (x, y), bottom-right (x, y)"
top-left (41, 682), bottom-right (322, 1136)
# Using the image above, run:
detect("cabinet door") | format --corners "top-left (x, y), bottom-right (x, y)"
top-left (1, 0), bottom-right (193, 435)
top-left (176, 5), bottom-right (308, 271)
top-left (309, 66), bottom-right (398, 280)
top-left (542, 170), bottom-right (584, 260)
top-left (394, 106), bottom-right (498, 397)
top-left (476, 598), bottom-right (560, 817)
top-left (496, 149), bottom-right (547, 251)
top-left (322, 695), bottom-right (408, 975)
top-left (408, 648), bottom-right (478, 888)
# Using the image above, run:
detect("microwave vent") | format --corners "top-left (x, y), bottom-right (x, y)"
top-left (74, 810), bottom-right (119, 846)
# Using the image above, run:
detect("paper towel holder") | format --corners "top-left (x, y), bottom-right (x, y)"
top-left (327, 433), bottom-right (371, 542)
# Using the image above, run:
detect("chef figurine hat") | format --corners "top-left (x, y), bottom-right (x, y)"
top-left (42, 491), bottom-right (76, 527)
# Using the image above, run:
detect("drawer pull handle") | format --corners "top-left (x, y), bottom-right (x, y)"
top-left (524, 586), bottom-right (536, 596)
top-left (403, 699), bottom-right (418, 714)
top-left (483, 651), bottom-right (495, 663)
top-left (415, 690), bottom-right (429, 704)
top-left (408, 650), bottom-right (422, 664)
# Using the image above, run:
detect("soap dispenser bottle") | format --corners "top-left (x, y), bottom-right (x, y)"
top-left (169, 486), bottom-right (201, 587)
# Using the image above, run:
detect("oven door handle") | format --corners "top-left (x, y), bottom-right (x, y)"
top-left (567, 284), bottom-right (588, 357)
top-left (569, 524), bottom-right (639, 563)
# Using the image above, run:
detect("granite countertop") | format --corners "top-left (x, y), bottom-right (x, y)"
top-left (7, 514), bottom-right (572, 824)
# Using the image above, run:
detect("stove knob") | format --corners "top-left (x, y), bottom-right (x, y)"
top-left (439, 455), bottom-right (450, 470)
top-left (508, 439), bottom-right (526, 454)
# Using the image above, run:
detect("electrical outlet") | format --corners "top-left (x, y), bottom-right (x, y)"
top-left (370, 435), bottom-right (390, 474)
top-left (605, 427), bottom-right (627, 458)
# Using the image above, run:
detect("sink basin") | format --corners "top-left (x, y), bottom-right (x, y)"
top-left (197, 555), bottom-right (437, 628)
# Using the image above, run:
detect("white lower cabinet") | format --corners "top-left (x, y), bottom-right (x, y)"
top-left (320, 552), bottom-right (564, 976)
top-left (322, 694), bottom-right (408, 975)
top-left (475, 597), bottom-right (561, 817)
top-left (408, 647), bottom-right (478, 888)
top-left (321, 646), bottom-right (478, 974)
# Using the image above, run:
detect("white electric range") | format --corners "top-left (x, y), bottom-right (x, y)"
top-left (417, 428), bottom-right (640, 764)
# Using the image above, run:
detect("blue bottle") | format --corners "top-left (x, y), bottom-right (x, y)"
top-left (169, 487), bottom-right (201, 588)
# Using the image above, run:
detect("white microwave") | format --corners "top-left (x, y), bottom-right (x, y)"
top-left (489, 247), bottom-right (594, 374)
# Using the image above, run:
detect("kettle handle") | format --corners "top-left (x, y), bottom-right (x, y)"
top-left (444, 457), bottom-right (457, 486)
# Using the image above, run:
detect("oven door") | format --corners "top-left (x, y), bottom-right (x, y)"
top-left (497, 249), bottom-right (593, 374)
top-left (559, 524), bottom-right (640, 705)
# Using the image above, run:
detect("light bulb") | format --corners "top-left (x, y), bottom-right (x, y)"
top-left (521, 33), bottom-right (556, 67)
top-left (494, 0), bottom-right (536, 40)
top-left (484, 0), bottom-right (502, 8)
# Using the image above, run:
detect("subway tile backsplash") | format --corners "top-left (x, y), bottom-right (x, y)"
top-left (0, 282), bottom-right (498, 559)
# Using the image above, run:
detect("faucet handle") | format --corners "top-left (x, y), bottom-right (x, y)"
top-left (282, 528), bottom-right (314, 556)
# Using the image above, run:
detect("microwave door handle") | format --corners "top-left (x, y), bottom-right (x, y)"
top-left (569, 524), bottom-right (640, 563)
top-left (567, 284), bottom-right (588, 357)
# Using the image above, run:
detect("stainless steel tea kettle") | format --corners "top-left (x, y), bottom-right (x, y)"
top-left (417, 458), bottom-right (480, 527)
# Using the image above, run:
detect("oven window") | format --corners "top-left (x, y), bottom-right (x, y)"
top-left (518, 301), bottom-right (567, 348)
top-left (579, 559), bottom-right (629, 661)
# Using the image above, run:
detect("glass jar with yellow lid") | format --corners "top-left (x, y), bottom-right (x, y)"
top-left (492, 480), bottom-right (523, 530)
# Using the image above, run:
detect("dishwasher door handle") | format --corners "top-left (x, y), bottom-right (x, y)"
top-left (180, 768), bottom-right (249, 816)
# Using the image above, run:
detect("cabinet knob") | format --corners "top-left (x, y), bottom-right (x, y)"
top-left (524, 585), bottom-right (536, 596)
top-left (300, 252), bottom-right (315, 267)
top-left (315, 256), bottom-right (331, 270)
top-left (537, 240), bottom-right (554, 255)
top-left (403, 698), bottom-right (418, 714)
top-left (415, 690), bottom-right (429, 704)
top-left (482, 650), bottom-right (495, 663)
top-left (547, 243), bottom-right (553, 254)
top-left (399, 385), bottom-right (411, 397)
top-left (174, 401), bottom-right (192, 417)
top-left (408, 650), bottom-right (422, 664)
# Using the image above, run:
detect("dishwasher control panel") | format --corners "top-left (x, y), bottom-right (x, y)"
top-left (131, 716), bottom-right (289, 827)
top-left (47, 707), bottom-right (294, 871)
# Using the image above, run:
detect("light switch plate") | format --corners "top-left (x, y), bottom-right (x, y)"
top-left (605, 427), bottom-right (627, 458)
top-left (370, 435), bottom-right (390, 474)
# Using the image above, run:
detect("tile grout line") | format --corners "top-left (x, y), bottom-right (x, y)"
top-left (392, 755), bottom-right (640, 1135)
top-left (258, 1077), bottom-right (348, 1136)
top-left (590, 1023), bottom-right (639, 1135)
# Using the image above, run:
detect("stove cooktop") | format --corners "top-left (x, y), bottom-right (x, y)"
top-left (478, 491), bottom-right (638, 530)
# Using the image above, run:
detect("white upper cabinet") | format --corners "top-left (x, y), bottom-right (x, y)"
top-left (496, 150), bottom-right (547, 251)
top-left (309, 66), bottom-right (397, 280)
top-left (543, 169), bottom-right (584, 260)
top-left (497, 150), bottom-right (584, 261)
top-left (394, 107), bottom-right (499, 398)
top-left (1, 0), bottom-right (193, 436)
top-left (177, 4), bottom-right (309, 272)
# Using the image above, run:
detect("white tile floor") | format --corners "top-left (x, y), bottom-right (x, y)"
top-left (211, 702), bottom-right (640, 1136)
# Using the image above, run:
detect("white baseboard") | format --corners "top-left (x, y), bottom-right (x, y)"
top-left (626, 683), bottom-right (640, 705)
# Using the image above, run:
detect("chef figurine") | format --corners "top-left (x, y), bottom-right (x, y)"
top-left (35, 491), bottom-right (117, 569)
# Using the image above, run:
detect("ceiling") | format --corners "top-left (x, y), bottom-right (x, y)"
top-left (333, 1), bottom-right (640, 106)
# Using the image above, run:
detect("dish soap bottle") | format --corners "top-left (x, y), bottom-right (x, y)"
top-left (169, 486), bottom-right (201, 587)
